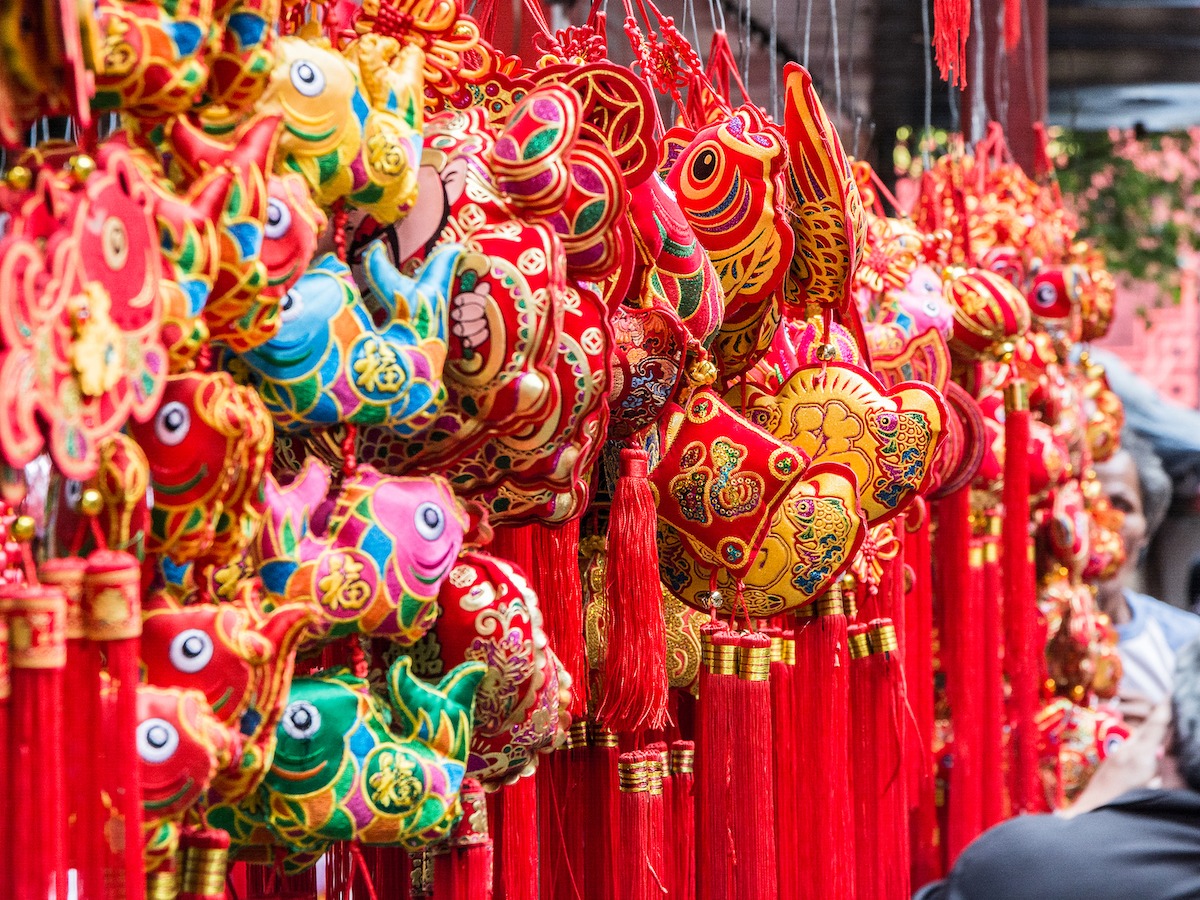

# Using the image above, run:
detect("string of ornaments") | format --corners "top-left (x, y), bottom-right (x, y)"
top-left (0, 0), bottom-right (1131, 898)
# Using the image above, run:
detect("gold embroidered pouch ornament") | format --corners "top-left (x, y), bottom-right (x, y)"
top-left (765, 362), bottom-right (946, 525)
top-left (648, 388), bottom-right (807, 579)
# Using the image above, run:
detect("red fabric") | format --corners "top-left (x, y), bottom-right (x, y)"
top-left (491, 777), bottom-right (539, 900)
top-left (1003, 401), bottom-right (1043, 814)
top-left (732, 633), bottom-right (777, 899)
top-left (670, 740), bottom-right (696, 900)
top-left (650, 390), bottom-right (806, 579)
top-left (795, 608), bottom-right (855, 898)
top-left (595, 449), bottom-right (669, 734)
top-left (933, 0), bottom-right (971, 87)
top-left (696, 627), bottom-right (736, 900)
top-left (981, 524), bottom-right (1008, 826)
top-left (1005, 0), bottom-right (1022, 50)
top-left (904, 508), bottom-right (940, 885)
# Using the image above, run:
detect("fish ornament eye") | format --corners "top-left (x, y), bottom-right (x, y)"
top-left (1034, 283), bottom-right (1058, 310)
top-left (154, 401), bottom-right (192, 446)
top-left (279, 288), bottom-right (304, 323)
top-left (290, 60), bottom-right (326, 97)
top-left (414, 502), bottom-right (446, 541)
top-left (282, 700), bottom-right (321, 740)
top-left (692, 147), bottom-right (719, 181)
top-left (265, 198), bottom-right (292, 240)
top-left (169, 629), bottom-right (214, 674)
top-left (138, 718), bottom-right (180, 763)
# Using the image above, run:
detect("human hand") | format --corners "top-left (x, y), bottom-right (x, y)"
top-left (1060, 700), bottom-right (1171, 818)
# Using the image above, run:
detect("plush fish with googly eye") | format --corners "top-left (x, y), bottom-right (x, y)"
top-left (140, 590), bottom-right (315, 806)
top-left (260, 31), bottom-right (424, 224)
top-left (138, 684), bottom-right (237, 874)
top-left (212, 656), bottom-right (485, 872)
top-left (126, 370), bottom-right (273, 569)
top-left (256, 460), bottom-right (468, 646)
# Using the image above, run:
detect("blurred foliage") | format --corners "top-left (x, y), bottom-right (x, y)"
top-left (1052, 127), bottom-right (1200, 304)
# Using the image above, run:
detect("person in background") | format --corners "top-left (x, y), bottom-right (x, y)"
top-left (1094, 430), bottom-right (1200, 725)
top-left (913, 638), bottom-right (1200, 900)
top-left (1188, 557), bottom-right (1200, 615)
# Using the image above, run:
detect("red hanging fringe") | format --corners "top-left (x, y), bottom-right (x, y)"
top-left (1002, 380), bottom-right (1043, 814)
top-left (980, 514), bottom-right (1008, 826)
top-left (695, 626), bottom-right (735, 900)
top-left (433, 779), bottom-right (494, 900)
top-left (147, 857), bottom-right (179, 899)
top-left (491, 776), bottom-right (538, 900)
top-left (616, 751), bottom-right (663, 900)
top-left (903, 505), bottom-right (939, 887)
top-left (769, 627), bottom-right (800, 900)
top-left (933, 0), bottom-right (971, 87)
top-left (669, 741), bottom-right (696, 900)
top-left (647, 741), bottom-right (673, 898)
top-left (244, 862), bottom-right (320, 899)
top-left (594, 449), bottom-right (669, 734)
top-left (582, 725), bottom-right (620, 900)
top-left (794, 593), bottom-right (855, 899)
top-left (536, 749), bottom-right (583, 900)
top-left (84, 550), bottom-right (144, 900)
top-left (358, 847), bottom-right (413, 900)
top-left (731, 632), bottom-right (776, 899)
top-left (0, 614), bottom-right (8, 898)
top-left (868, 619), bottom-right (912, 900)
top-left (850, 622), bottom-right (882, 900)
top-left (529, 521), bottom-right (588, 717)
top-left (932, 488), bottom-right (969, 868)
top-left (946, 528), bottom-right (986, 862)
top-left (7, 584), bottom-right (68, 900)
top-left (178, 826), bottom-right (230, 900)
top-left (1005, 0), bottom-right (1022, 51)
top-left (40, 557), bottom-right (104, 900)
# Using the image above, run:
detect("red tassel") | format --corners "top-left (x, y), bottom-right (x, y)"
top-left (932, 488), bottom-right (969, 867)
top-left (934, 0), bottom-right (971, 87)
top-left (617, 751), bottom-right (665, 900)
top-left (868, 619), bottom-right (912, 900)
top-left (147, 856), bottom-right (179, 900)
top-left (945, 527), bottom-right (985, 862)
top-left (646, 742), bottom-right (673, 898)
top-left (1005, 0), bottom-right (1021, 50)
top-left (562, 727), bottom-right (591, 895)
top-left (669, 741), bottom-right (696, 900)
top-left (903, 506), bottom-right (938, 886)
top-left (433, 779), bottom-right (494, 900)
top-left (794, 592), bottom-right (855, 899)
top-left (40, 557), bottom-right (104, 900)
top-left (594, 449), bottom-right (668, 734)
top-left (582, 725), bottom-right (620, 900)
top-left (244, 862), bottom-right (320, 899)
top-left (769, 627), bottom-right (800, 900)
top-left (7, 584), bottom-right (68, 900)
top-left (849, 622), bottom-right (881, 899)
top-left (84, 550), bottom-right (144, 900)
top-left (0, 613), bottom-right (9, 898)
top-left (536, 749), bottom-right (583, 900)
top-left (491, 776), bottom-right (538, 900)
top-left (529, 521), bottom-right (588, 717)
top-left (178, 826), bottom-right (230, 900)
top-left (731, 632), bottom-right (776, 899)
top-left (358, 848), bottom-right (413, 900)
top-left (980, 514), bottom-right (1008, 826)
top-left (695, 626), bottom-right (735, 900)
top-left (1003, 381), bottom-right (1042, 814)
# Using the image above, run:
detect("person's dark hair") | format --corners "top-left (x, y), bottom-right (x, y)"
top-left (1173, 638), bottom-right (1200, 792)
top-left (1122, 428), bottom-right (1172, 541)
